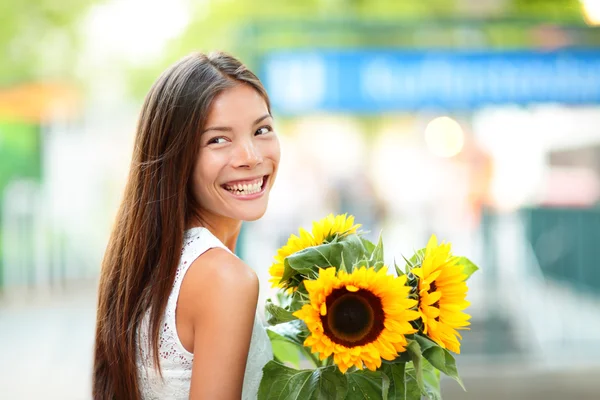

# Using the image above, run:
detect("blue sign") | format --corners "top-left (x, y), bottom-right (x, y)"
top-left (260, 50), bottom-right (600, 113)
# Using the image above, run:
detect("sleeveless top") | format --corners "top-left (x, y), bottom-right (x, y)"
top-left (136, 227), bottom-right (273, 399)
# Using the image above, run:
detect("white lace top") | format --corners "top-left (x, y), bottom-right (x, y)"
top-left (136, 227), bottom-right (273, 399)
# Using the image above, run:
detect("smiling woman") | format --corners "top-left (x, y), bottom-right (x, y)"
top-left (191, 84), bottom-right (280, 223)
top-left (93, 52), bottom-right (279, 400)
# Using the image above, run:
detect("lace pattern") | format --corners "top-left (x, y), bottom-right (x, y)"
top-left (136, 227), bottom-right (273, 399)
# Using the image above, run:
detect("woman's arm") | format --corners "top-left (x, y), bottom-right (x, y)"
top-left (179, 248), bottom-right (259, 400)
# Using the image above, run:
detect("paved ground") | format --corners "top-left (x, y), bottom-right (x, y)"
top-left (0, 283), bottom-right (598, 400)
top-left (0, 283), bottom-right (97, 400)
top-left (442, 361), bottom-right (600, 400)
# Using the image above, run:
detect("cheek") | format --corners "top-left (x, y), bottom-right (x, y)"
top-left (191, 153), bottom-right (218, 199)
top-left (267, 138), bottom-right (281, 165)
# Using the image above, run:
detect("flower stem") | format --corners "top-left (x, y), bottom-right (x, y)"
top-left (303, 349), bottom-right (322, 368)
top-left (325, 356), bottom-right (334, 367)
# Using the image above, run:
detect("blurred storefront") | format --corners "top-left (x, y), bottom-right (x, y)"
top-left (253, 34), bottom-right (600, 366)
top-left (0, 83), bottom-right (84, 292)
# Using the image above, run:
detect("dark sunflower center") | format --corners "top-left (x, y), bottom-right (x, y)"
top-left (430, 281), bottom-right (438, 293)
top-left (320, 288), bottom-right (385, 347)
top-left (429, 281), bottom-right (440, 320)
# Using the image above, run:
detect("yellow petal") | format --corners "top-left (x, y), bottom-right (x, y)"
top-left (320, 302), bottom-right (327, 316)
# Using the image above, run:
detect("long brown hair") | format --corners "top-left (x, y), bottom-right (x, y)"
top-left (93, 52), bottom-right (270, 399)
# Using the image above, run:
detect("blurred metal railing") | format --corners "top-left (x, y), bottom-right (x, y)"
top-left (479, 207), bottom-right (600, 364)
top-left (523, 207), bottom-right (600, 295)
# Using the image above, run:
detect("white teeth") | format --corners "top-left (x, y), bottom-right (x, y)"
top-left (224, 177), bottom-right (265, 195)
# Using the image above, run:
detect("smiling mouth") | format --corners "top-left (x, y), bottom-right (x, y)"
top-left (222, 175), bottom-right (269, 196)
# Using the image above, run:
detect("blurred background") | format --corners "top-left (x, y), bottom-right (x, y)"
top-left (1, 0), bottom-right (600, 398)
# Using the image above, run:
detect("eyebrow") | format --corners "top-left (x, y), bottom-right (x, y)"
top-left (201, 113), bottom-right (272, 134)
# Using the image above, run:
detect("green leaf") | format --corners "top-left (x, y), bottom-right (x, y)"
top-left (406, 340), bottom-right (424, 394)
top-left (362, 237), bottom-right (376, 254)
top-left (281, 234), bottom-right (373, 286)
top-left (456, 256), bottom-right (479, 280)
top-left (404, 365), bottom-right (423, 400)
top-left (385, 350), bottom-right (411, 364)
top-left (266, 320), bottom-right (304, 368)
top-left (281, 245), bottom-right (332, 282)
top-left (415, 335), bottom-right (465, 390)
top-left (394, 259), bottom-right (405, 277)
top-left (372, 260), bottom-right (386, 272)
top-left (267, 320), bottom-right (308, 347)
top-left (276, 291), bottom-right (293, 309)
top-left (265, 299), bottom-right (298, 325)
top-left (288, 288), bottom-right (307, 313)
top-left (353, 257), bottom-right (385, 273)
top-left (414, 335), bottom-right (437, 353)
top-left (405, 359), bottom-right (442, 400)
top-left (369, 233), bottom-right (384, 264)
top-left (382, 363), bottom-right (419, 400)
top-left (271, 338), bottom-right (301, 368)
top-left (340, 252), bottom-right (350, 274)
top-left (341, 234), bottom-right (372, 269)
top-left (258, 361), bottom-right (347, 400)
top-left (422, 359), bottom-right (442, 400)
top-left (405, 248), bottom-right (426, 270)
top-left (267, 320), bottom-right (324, 367)
top-left (315, 367), bottom-right (348, 399)
top-left (346, 369), bottom-right (390, 400)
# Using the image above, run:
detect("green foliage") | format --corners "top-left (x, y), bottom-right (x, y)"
top-left (271, 338), bottom-right (301, 369)
top-left (404, 249), bottom-right (478, 283)
top-left (355, 233), bottom-right (386, 272)
top-left (265, 298), bottom-right (298, 325)
top-left (1, 0), bottom-right (587, 94)
top-left (267, 320), bottom-right (324, 367)
top-left (0, 122), bottom-right (42, 287)
top-left (124, 0), bottom-right (591, 98)
top-left (0, 122), bottom-right (41, 189)
top-left (262, 217), bottom-right (480, 400)
top-left (405, 248), bottom-right (426, 270)
top-left (422, 360), bottom-right (442, 400)
top-left (267, 320), bottom-right (308, 348)
top-left (415, 335), bottom-right (464, 390)
top-left (280, 234), bottom-right (373, 289)
top-left (381, 363), bottom-right (409, 400)
top-left (403, 364), bottom-right (422, 399)
top-left (406, 340), bottom-right (424, 394)
top-left (456, 257), bottom-right (479, 280)
top-left (259, 336), bottom-right (459, 399)
top-left (258, 361), bottom-right (347, 400)
top-left (346, 369), bottom-right (389, 400)
top-left (0, 0), bottom-right (96, 84)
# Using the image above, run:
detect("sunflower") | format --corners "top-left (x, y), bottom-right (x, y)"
top-left (311, 213), bottom-right (361, 244)
top-left (268, 214), bottom-right (361, 289)
top-left (293, 266), bottom-right (420, 374)
top-left (268, 228), bottom-right (316, 288)
top-left (411, 235), bottom-right (471, 354)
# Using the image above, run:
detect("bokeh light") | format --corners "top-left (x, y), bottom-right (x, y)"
top-left (1, 1), bottom-right (600, 399)
top-left (581, 0), bottom-right (600, 26)
top-left (424, 116), bottom-right (465, 158)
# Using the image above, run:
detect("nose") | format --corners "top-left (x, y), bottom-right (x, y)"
top-left (234, 139), bottom-right (262, 169)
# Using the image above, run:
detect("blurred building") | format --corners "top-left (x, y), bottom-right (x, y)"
top-left (2, 0), bottom-right (600, 399)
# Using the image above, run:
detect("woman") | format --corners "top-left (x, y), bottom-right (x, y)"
top-left (93, 52), bottom-right (278, 399)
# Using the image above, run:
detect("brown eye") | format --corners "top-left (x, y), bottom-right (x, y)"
top-left (255, 126), bottom-right (272, 136)
top-left (208, 137), bottom-right (227, 145)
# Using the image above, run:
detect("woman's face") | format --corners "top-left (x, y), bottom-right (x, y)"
top-left (191, 84), bottom-right (281, 223)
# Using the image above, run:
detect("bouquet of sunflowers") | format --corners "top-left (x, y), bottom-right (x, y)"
top-left (258, 214), bottom-right (478, 400)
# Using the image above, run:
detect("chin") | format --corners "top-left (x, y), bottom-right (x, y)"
top-left (240, 209), bottom-right (268, 222)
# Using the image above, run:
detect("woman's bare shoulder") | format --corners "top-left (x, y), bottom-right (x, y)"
top-left (183, 249), bottom-right (261, 398)
top-left (179, 248), bottom-right (259, 318)
top-left (188, 248), bottom-right (257, 288)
